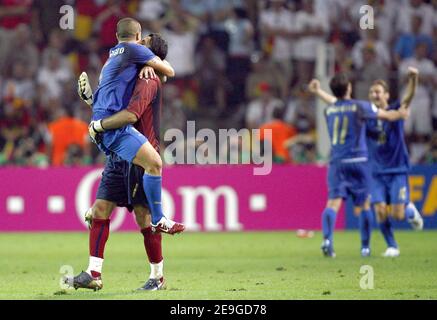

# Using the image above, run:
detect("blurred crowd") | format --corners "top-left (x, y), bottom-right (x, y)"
top-left (0, 0), bottom-right (436, 167)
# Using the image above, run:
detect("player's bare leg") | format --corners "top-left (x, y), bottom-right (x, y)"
top-left (321, 198), bottom-right (342, 258)
top-left (134, 205), bottom-right (166, 291)
top-left (133, 142), bottom-right (184, 235)
top-left (65, 199), bottom-right (115, 291)
top-left (374, 202), bottom-right (400, 257)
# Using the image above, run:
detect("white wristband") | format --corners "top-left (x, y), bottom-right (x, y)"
top-left (93, 120), bottom-right (105, 132)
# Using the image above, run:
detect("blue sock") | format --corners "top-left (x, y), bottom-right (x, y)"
top-left (142, 174), bottom-right (164, 225)
top-left (379, 218), bottom-right (398, 248)
top-left (322, 208), bottom-right (337, 243)
top-left (404, 203), bottom-right (415, 221)
top-left (359, 210), bottom-right (373, 249)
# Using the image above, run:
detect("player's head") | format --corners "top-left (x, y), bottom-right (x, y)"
top-left (116, 18), bottom-right (142, 42)
top-left (329, 73), bottom-right (352, 99)
top-left (369, 80), bottom-right (390, 108)
top-left (143, 33), bottom-right (168, 60)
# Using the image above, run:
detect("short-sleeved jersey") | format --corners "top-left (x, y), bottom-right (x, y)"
top-left (126, 78), bottom-right (162, 152)
top-left (92, 42), bottom-right (155, 119)
top-left (325, 99), bottom-right (378, 163)
top-left (366, 101), bottom-right (410, 174)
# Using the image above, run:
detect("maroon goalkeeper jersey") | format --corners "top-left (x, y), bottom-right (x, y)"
top-left (126, 78), bottom-right (162, 152)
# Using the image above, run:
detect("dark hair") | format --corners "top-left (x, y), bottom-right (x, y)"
top-left (117, 17), bottom-right (141, 40)
top-left (329, 73), bottom-right (350, 99)
top-left (148, 33), bottom-right (168, 60)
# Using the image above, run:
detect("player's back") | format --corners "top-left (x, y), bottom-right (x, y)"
top-left (92, 42), bottom-right (155, 120)
top-left (325, 99), bottom-right (377, 163)
top-left (127, 77), bottom-right (162, 152)
top-left (366, 102), bottom-right (410, 174)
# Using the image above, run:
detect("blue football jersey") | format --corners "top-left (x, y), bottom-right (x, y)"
top-left (325, 99), bottom-right (378, 163)
top-left (366, 101), bottom-right (410, 174)
top-left (92, 42), bottom-right (156, 119)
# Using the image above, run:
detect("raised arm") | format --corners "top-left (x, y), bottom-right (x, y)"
top-left (400, 67), bottom-right (419, 109)
top-left (308, 79), bottom-right (337, 105)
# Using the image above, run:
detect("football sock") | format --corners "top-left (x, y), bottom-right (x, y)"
top-left (141, 227), bottom-right (163, 264)
top-left (379, 218), bottom-right (398, 249)
top-left (141, 227), bottom-right (163, 279)
top-left (322, 208), bottom-right (337, 243)
top-left (88, 218), bottom-right (110, 277)
top-left (86, 256), bottom-right (103, 278)
top-left (405, 202), bottom-right (417, 221)
top-left (142, 174), bottom-right (164, 225)
top-left (359, 209), bottom-right (373, 248)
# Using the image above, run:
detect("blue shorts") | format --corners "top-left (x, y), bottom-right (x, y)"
top-left (328, 161), bottom-right (371, 206)
top-left (370, 173), bottom-right (409, 205)
top-left (100, 125), bottom-right (147, 163)
top-left (96, 153), bottom-right (148, 211)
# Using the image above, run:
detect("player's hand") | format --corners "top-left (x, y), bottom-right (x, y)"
top-left (88, 120), bottom-right (104, 144)
top-left (407, 67), bottom-right (419, 79)
top-left (139, 66), bottom-right (157, 79)
top-left (78, 72), bottom-right (93, 107)
top-left (308, 79), bottom-right (320, 94)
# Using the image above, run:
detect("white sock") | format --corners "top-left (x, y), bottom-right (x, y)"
top-left (86, 256), bottom-right (104, 276)
top-left (149, 260), bottom-right (163, 279)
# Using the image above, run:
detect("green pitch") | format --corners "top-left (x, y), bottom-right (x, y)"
top-left (1, 231), bottom-right (436, 300)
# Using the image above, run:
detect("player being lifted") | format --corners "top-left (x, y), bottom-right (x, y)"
top-left (308, 73), bottom-right (408, 257)
top-left (67, 34), bottom-right (170, 291)
top-left (83, 17), bottom-right (183, 234)
top-left (309, 68), bottom-right (423, 257)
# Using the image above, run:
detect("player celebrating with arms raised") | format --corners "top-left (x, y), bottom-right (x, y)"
top-left (366, 69), bottom-right (423, 258)
top-left (308, 73), bottom-right (408, 257)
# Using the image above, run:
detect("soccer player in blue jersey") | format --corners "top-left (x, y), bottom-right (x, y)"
top-left (366, 70), bottom-right (423, 258)
top-left (83, 18), bottom-right (183, 234)
top-left (308, 73), bottom-right (408, 257)
top-left (68, 35), bottom-right (171, 291)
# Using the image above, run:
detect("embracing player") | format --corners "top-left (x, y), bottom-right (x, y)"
top-left (308, 73), bottom-right (408, 257)
top-left (67, 34), bottom-right (173, 291)
top-left (86, 17), bottom-right (182, 234)
top-left (366, 70), bottom-right (423, 258)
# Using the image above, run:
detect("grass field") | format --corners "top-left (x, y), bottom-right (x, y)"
top-left (1, 231), bottom-right (436, 300)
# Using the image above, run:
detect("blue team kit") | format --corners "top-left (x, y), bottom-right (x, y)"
top-left (325, 99), bottom-right (378, 206)
top-left (366, 101), bottom-right (410, 205)
top-left (92, 42), bottom-right (156, 162)
top-left (92, 42), bottom-right (156, 208)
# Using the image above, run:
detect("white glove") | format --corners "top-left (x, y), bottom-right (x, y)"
top-left (88, 120), bottom-right (104, 144)
top-left (78, 71), bottom-right (93, 106)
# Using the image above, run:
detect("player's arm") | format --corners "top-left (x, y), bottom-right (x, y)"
top-left (308, 79), bottom-right (337, 104)
top-left (376, 105), bottom-right (409, 122)
top-left (400, 67), bottom-right (419, 109)
top-left (142, 57), bottom-right (174, 78)
top-left (131, 43), bottom-right (175, 78)
top-left (101, 110), bottom-right (138, 129)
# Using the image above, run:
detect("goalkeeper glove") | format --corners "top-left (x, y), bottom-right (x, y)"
top-left (78, 71), bottom-right (93, 106)
top-left (88, 120), bottom-right (104, 144)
